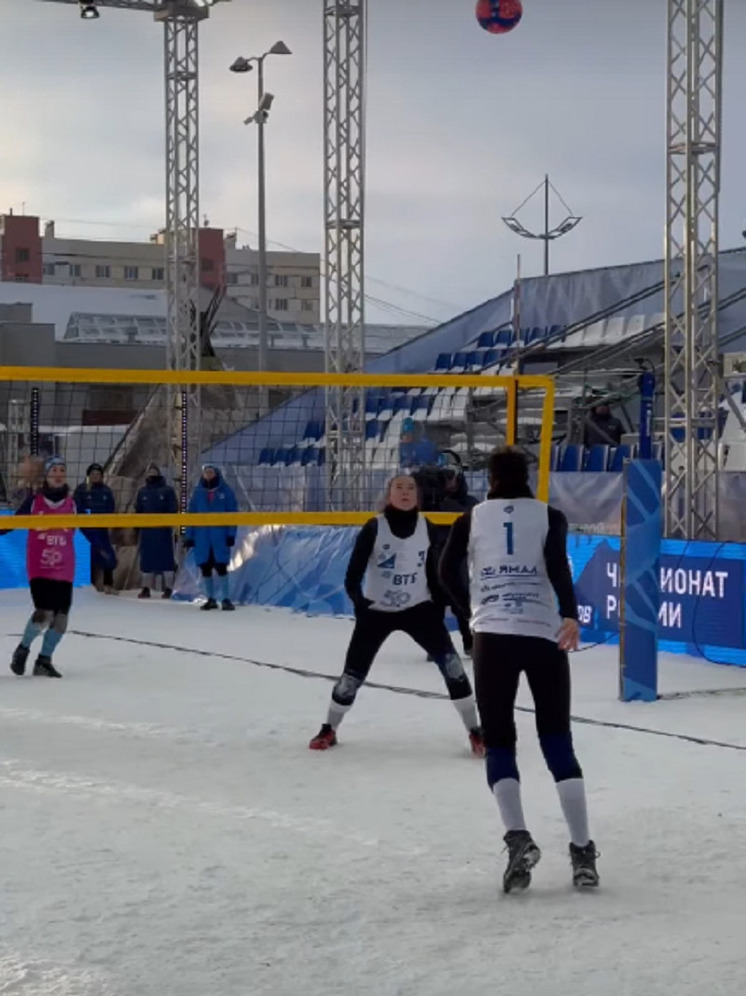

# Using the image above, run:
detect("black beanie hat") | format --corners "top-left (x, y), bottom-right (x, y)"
top-left (87, 462), bottom-right (104, 477)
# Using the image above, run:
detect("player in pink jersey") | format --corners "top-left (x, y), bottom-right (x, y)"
top-left (1, 456), bottom-right (114, 678)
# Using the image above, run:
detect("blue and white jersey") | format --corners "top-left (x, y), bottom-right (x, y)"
top-left (364, 514), bottom-right (430, 612)
top-left (468, 498), bottom-right (560, 640)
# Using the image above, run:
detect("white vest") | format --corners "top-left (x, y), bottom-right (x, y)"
top-left (364, 514), bottom-right (431, 612)
top-left (468, 498), bottom-right (560, 640)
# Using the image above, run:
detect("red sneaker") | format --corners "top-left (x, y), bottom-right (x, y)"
top-left (469, 727), bottom-right (486, 758)
top-left (309, 724), bottom-right (338, 750)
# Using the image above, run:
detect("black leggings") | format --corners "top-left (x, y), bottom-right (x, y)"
top-left (473, 632), bottom-right (582, 783)
top-left (333, 601), bottom-right (472, 704)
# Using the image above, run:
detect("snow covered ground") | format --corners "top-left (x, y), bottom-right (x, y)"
top-left (0, 588), bottom-right (745, 996)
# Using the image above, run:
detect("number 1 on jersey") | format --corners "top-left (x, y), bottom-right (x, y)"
top-left (503, 520), bottom-right (514, 555)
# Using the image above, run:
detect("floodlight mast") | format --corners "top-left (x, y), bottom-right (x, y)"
top-left (41, 0), bottom-right (229, 505)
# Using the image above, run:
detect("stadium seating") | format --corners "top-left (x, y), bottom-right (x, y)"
top-left (584, 444), bottom-right (610, 472)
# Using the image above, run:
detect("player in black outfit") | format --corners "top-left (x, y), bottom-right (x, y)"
top-left (439, 447), bottom-right (599, 892)
top-left (309, 475), bottom-right (485, 755)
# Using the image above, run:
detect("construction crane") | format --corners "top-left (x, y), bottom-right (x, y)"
top-left (39, 0), bottom-right (231, 508)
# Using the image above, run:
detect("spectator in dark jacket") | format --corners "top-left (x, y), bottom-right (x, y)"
top-left (74, 463), bottom-right (118, 593)
top-left (135, 463), bottom-right (178, 599)
top-left (583, 403), bottom-right (623, 447)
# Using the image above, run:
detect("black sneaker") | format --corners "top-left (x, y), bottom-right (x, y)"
top-left (33, 655), bottom-right (62, 678)
top-left (162, 588), bottom-right (173, 600)
top-left (569, 841), bottom-right (600, 888)
top-left (221, 599), bottom-right (235, 611)
top-left (200, 598), bottom-right (218, 611)
top-left (502, 830), bottom-right (541, 894)
top-left (138, 587), bottom-right (151, 599)
top-left (11, 644), bottom-right (29, 676)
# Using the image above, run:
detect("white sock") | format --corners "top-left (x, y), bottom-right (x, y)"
top-left (326, 700), bottom-right (351, 730)
top-left (452, 692), bottom-right (479, 731)
top-left (493, 778), bottom-right (527, 833)
top-left (556, 778), bottom-right (590, 847)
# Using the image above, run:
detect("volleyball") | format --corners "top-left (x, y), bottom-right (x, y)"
top-left (475, 0), bottom-right (523, 34)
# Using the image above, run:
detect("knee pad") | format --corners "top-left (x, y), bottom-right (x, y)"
top-left (485, 746), bottom-right (520, 789)
top-left (539, 733), bottom-right (583, 783)
top-left (31, 609), bottom-right (52, 627)
top-left (434, 651), bottom-right (465, 682)
top-left (52, 613), bottom-right (69, 636)
top-left (332, 672), bottom-right (362, 707)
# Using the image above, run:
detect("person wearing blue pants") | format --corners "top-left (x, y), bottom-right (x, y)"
top-left (184, 464), bottom-right (238, 611)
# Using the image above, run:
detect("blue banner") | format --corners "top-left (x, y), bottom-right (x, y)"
top-left (568, 534), bottom-right (746, 665)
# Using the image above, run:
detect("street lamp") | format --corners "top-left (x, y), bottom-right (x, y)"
top-left (230, 41), bottom-right (292, 412)
top-left (502, 174), bottom-right (581, 277)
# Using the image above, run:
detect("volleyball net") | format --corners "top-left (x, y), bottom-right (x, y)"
top-left (0, 367), bottom-right (555, 529)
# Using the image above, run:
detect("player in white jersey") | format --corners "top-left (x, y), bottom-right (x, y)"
top-left (439, 447), bottom-right (599, 892)
top-left (309, 475), bottom-right (485, 756)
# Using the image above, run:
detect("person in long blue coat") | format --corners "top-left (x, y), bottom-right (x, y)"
top-left (135, 463), bottom-right (178, 599)
top-left (183, 463), bottom-right (238, 611)
top-left (74, 463), bottom-right (118, 593)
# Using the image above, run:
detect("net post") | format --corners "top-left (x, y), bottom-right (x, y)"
top-left (505, 377), bottom-right (518, 445)
top-left (30, 387), bottom-right (40, 456)
top-left (536, 375), bottom-right (554, 503)
top-left (619, 458), bottom-right (662, 702)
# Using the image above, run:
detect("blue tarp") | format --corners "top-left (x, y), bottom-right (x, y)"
top-left (173, 524), bottom-right (746, 667)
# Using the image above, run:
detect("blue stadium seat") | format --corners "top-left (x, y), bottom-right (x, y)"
top-left (272, 446), bottom-right (291, 467)
top-left (301, 420), bottom-right (323, 444)
top-left (365, 394), bottom-right (382, 420)
top-left (303, 446), bottom-right (325, 467)
top-left (477, 331), bottom-right (496, 349)
top-left (365, 420), bottom-right (380, 441)
top-left (609, 444), bottom-right (634, 472)
top-left (433, 352), bottom-right (452, 372)
top-left (465, 350), bottom-right (483, 371)
top-left (548, 324), bottom-right (564, 337)
top-left (258, 448), bottom-right (274, 467)
top-left (549, 443), bottom-right (561, 471)
top-left (584, 444), bottom-right (610, 472)
top-left (393, 395), bottom-right (413, 417)
top-left (526, 326), bottom-right (543, 345)
top-left (558, 444), bottom-right (585, 472)
top-left (450, 351), bottom-right (468, 373)
top-left (483, 347), bottom-right (504, 368)
top-left (377, 392), bottom-right (395, 421)
top-left (286, 445), bottom-right (303, 466)
top-left (411, 394), bottom-right (432, 420)
top-left (495, 330), bottom-right (512, 348)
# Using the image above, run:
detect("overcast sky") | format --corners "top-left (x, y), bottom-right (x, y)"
top-left (2, 0), bottom-right (746, 324)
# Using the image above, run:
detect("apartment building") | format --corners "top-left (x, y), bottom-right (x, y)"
top-left (0, 212), bottom-right (320, 325)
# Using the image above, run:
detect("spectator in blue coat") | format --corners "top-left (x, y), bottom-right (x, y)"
top-left (135, 463), bottom-right (178, 599)
top-left (74, 463), bottom-right (118, 594)
top-left (399, 417), bottom-right (438, 469)
top-left (183, 464), bottom-right (238, 611)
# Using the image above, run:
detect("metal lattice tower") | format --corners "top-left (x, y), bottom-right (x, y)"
top-left (156, 2), bottom-right (204, 505)
top-left (323, 1), bottom-right (367, 510)
top-left (664, 0), bottom-right (723, 539)
top-left (40, 0), bottom-right (229, 501)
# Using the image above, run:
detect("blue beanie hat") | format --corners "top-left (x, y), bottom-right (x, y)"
top-left (44, 455), bottom-right (66, 475)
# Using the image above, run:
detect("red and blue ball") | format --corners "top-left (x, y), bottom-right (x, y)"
top-left (475, 0), bottom-right (523, 34)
